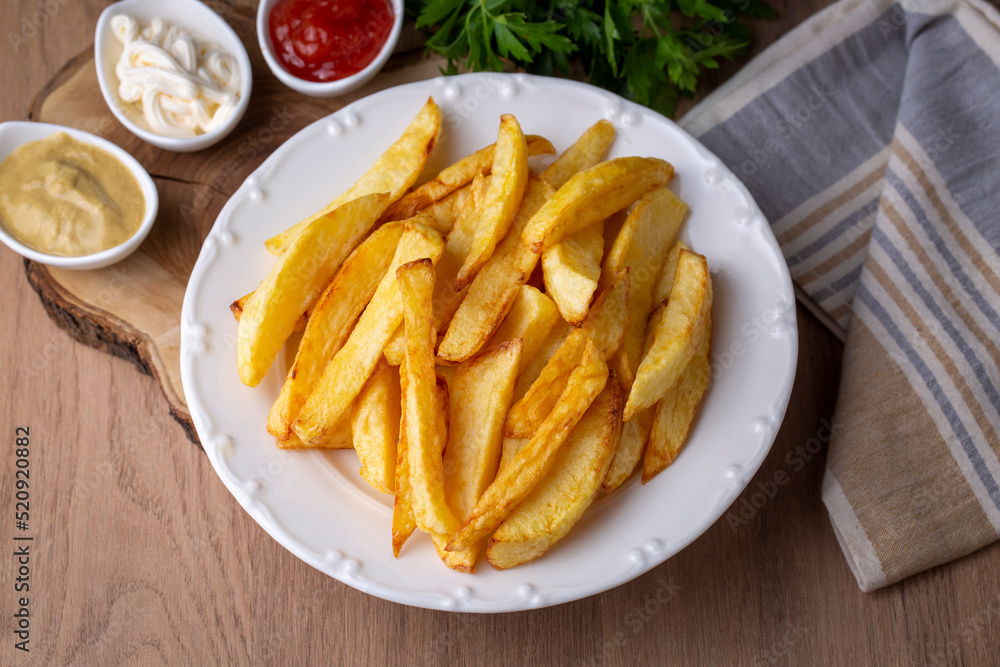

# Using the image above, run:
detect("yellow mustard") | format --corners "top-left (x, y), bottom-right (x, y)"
top-left (0, 132), bottom-right (145, 257)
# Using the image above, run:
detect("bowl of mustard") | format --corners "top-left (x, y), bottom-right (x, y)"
top-left (0, 121), bottom-right (158, 270)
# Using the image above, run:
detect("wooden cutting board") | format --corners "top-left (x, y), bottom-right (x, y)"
top-left (23, 0), bottom-right (445, 444)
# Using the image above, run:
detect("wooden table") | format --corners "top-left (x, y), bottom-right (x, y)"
top-left (2, 1), bottom-right (998, 664)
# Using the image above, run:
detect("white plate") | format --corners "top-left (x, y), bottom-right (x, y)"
top-left (180, 73), bottom-right (797, 612)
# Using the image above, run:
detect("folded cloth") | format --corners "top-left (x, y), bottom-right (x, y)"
top-left (679, 0), bottom-right (1000, 591)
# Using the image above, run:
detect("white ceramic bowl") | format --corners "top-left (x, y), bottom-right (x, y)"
top-left (0, 121), bottom-right (158, 270)
top-left (94, 0), bottom-right (253, 152)
top-left (257, 0), bottom-right (403, 97)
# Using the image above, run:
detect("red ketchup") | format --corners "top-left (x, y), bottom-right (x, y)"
top-left (268, 0), bottom-right (394, 83)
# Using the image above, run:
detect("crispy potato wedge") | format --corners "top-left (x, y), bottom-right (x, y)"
top-left (603, 189), bottom-right (688, 390)
top-left (485, 285), bottom-right (558, 372)
top-left (447, 339), bottom-right (608, 551)
top-left (238, 192), bottom-right (391, 387)
top-left (432, 172), bottom-right (487, 335)
top-left (421, 179), bottom-right (477, 234)
top-left (437, 176), bottom-right (555, 363)
top-left (643, 314), bottom-right (712, 483)
top-left (601, 408), bottom-right (652, 492)
top-left (441, 339), bottom-right (522, 569)
top-left (651, 240), bottom-right (689, 307)
top-left (541, 220), bottom-right (604, 324)
top-left (276, 414), bottom-right (353, 450)
top-left (505, 272), bottom-right (629, 439)
top-left (267, 222), bottom-right (405, 443)
top-left (512, 319), bottom-right (573, 404)
top-left (541, 119), bottom-right (616, 190)
top-left (625, 249), bottom-right (712, 420)
top-left (382, 136), bottom-right (554, 221)
top-left (522, 157), bottom-right (674, 252)
top-left (454, 115), bottom-right (529, 290)
top-left (265, 98), bottom-right (441, 254)
top-left (293, 223), bottom-right (445, 445)
top-left (351, 358), bottom-right (400, 494)
top-left (382, 326), bottom-right (405, 366)
top-left (488, 375), bottom-right (622, 569)
top-left (499, 437), bottom-right (529, 474)
top-left (231, 293), bottom-right (307, 332)
top-left (393, 358), bottom-right (416, 556)
top-left (398, 259), bottom-right (460, 536)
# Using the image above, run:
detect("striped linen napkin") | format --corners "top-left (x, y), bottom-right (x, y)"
top-left (679, 0), bottom-right (1000, 591)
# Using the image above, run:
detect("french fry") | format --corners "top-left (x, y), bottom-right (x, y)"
top-left (432, 173), bottom-right (487, 335)
top-left (231, 293), bottom-right (307, 332)
top-left (398, 259), bottom-right (460, 537)
top-left (351, 358), bottom-right (400, 494)
top-left (603, 189), bottom-right (688, 390)
top-left (541, 220), bottom-right (604, 324)
top-left (540, 119), bottom-right (616, 189)
top-left (651, 240), bottom-right (689, 307)
top-left (447, 339), bottom-right (608, 551)
top-left (505, 271), bottom-right (629, 439)
top-left (441, 339), bottom-right (523, 570)
top-left (643, 314), bottom-right (712, 482)
top-left (511, 319), bottom-right (573, 404)
top-left (485, 285), bottom-right (558, 374)
top-left (293, 223), bottom-right (445, 445)
top-left (499, 437), bottom-right (528, 474)
top-left (382, 135), bottom-right (554, 221)
top-left (393, 358), bottom-right (416, 556)
top-left (267, 222), bottom-right (405, 444)
top-left (420, 180), bottom-right (476, 234)
top-left (454, 115), bottom-right (529, 290)
top-left (624, 249), bottom-right (712, 420)
top-left (265, 98), bottom-right (441, 254)
top-left (238, 192), bottom-right (391, 387)
top-left (488, 375), bottom-right (622, 569)
top-left (437, 176), bottom-right (554, 363)
top-left (521, 157), bottom-right (674, 252)
top-left (601, 409), bottom-right (652, 492)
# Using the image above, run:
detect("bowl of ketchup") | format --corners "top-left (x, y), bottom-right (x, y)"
top-left (258, 0), bottom-right (402, 97)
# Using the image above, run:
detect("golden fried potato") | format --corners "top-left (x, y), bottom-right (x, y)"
top-left (392, 358), bottom-right (416, 556)
top-left (420, 179), bottom-right (477, 234)
top-left (398, 259), bottom-right (460, 536)
top-left (267, 222), bottom-right (405, 444)
top-left (522, 157), bottom-right (674, 252)
top-left (437, 176), bottom-right (554, 363)
top-left (511, 319), bottom-right (573, 404)
top-left (485, 285), bottom-right (558, 372)
top-left (455, 115), bottom-right (529, 290)
top-left (541, 220), bottom-right (604, 324)
top-left (651, 239), bottom-right (690, 307)
top-left (231, 293), bottom-right (308, 332)
top-left (643, 314), bottom-right (711, 483)
top-left (447, 339), bottom-right (608, 551)
top-left (432, 172), bottom-right (487, 335)
top-left (238, 192), bottom-right (391, 388)
top-left (382, 135), bottom-right (554, 222)
top-left (488, 375), bottom-right (622, 569)
top-left (505, 272), bottom-right (630, 439)
top-left (540, 119), bottom-right (616, 189)
top-left (276, 414), bottom-right (353, 450)
top-left (441, 339), bottom-right (523, 570)
top-left (498, 437), bottom-right (528, 474)
top-left (351, 358), bottom-right (400, 494)
top-left (624, 249), bottom-right (712, 420)
top-left (265, 97), bottom-right (441, 254)
top-left (603, 189), bottom-right (688, 390)
top-left (293, 223), bottom-right (445, 445)
top-left (601, 409), bottom-right (652, 492)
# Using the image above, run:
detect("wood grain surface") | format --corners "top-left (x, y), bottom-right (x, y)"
top-left (1, 1), bottom-right (998, 665)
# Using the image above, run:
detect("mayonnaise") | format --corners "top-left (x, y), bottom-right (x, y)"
top-left (110, 14), bottom-right (240, 137)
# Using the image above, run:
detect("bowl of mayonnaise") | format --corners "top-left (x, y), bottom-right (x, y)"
top-left (0, 122), bottom-right (159, 270)
top-left (94, 0), bottom-right (253, 152)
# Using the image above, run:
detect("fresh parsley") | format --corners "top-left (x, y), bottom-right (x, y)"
top-left (412, 1), bottom-right (776, 117)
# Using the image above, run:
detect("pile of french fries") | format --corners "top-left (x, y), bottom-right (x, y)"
top-left (232, 98), bottom-right (714, 571)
